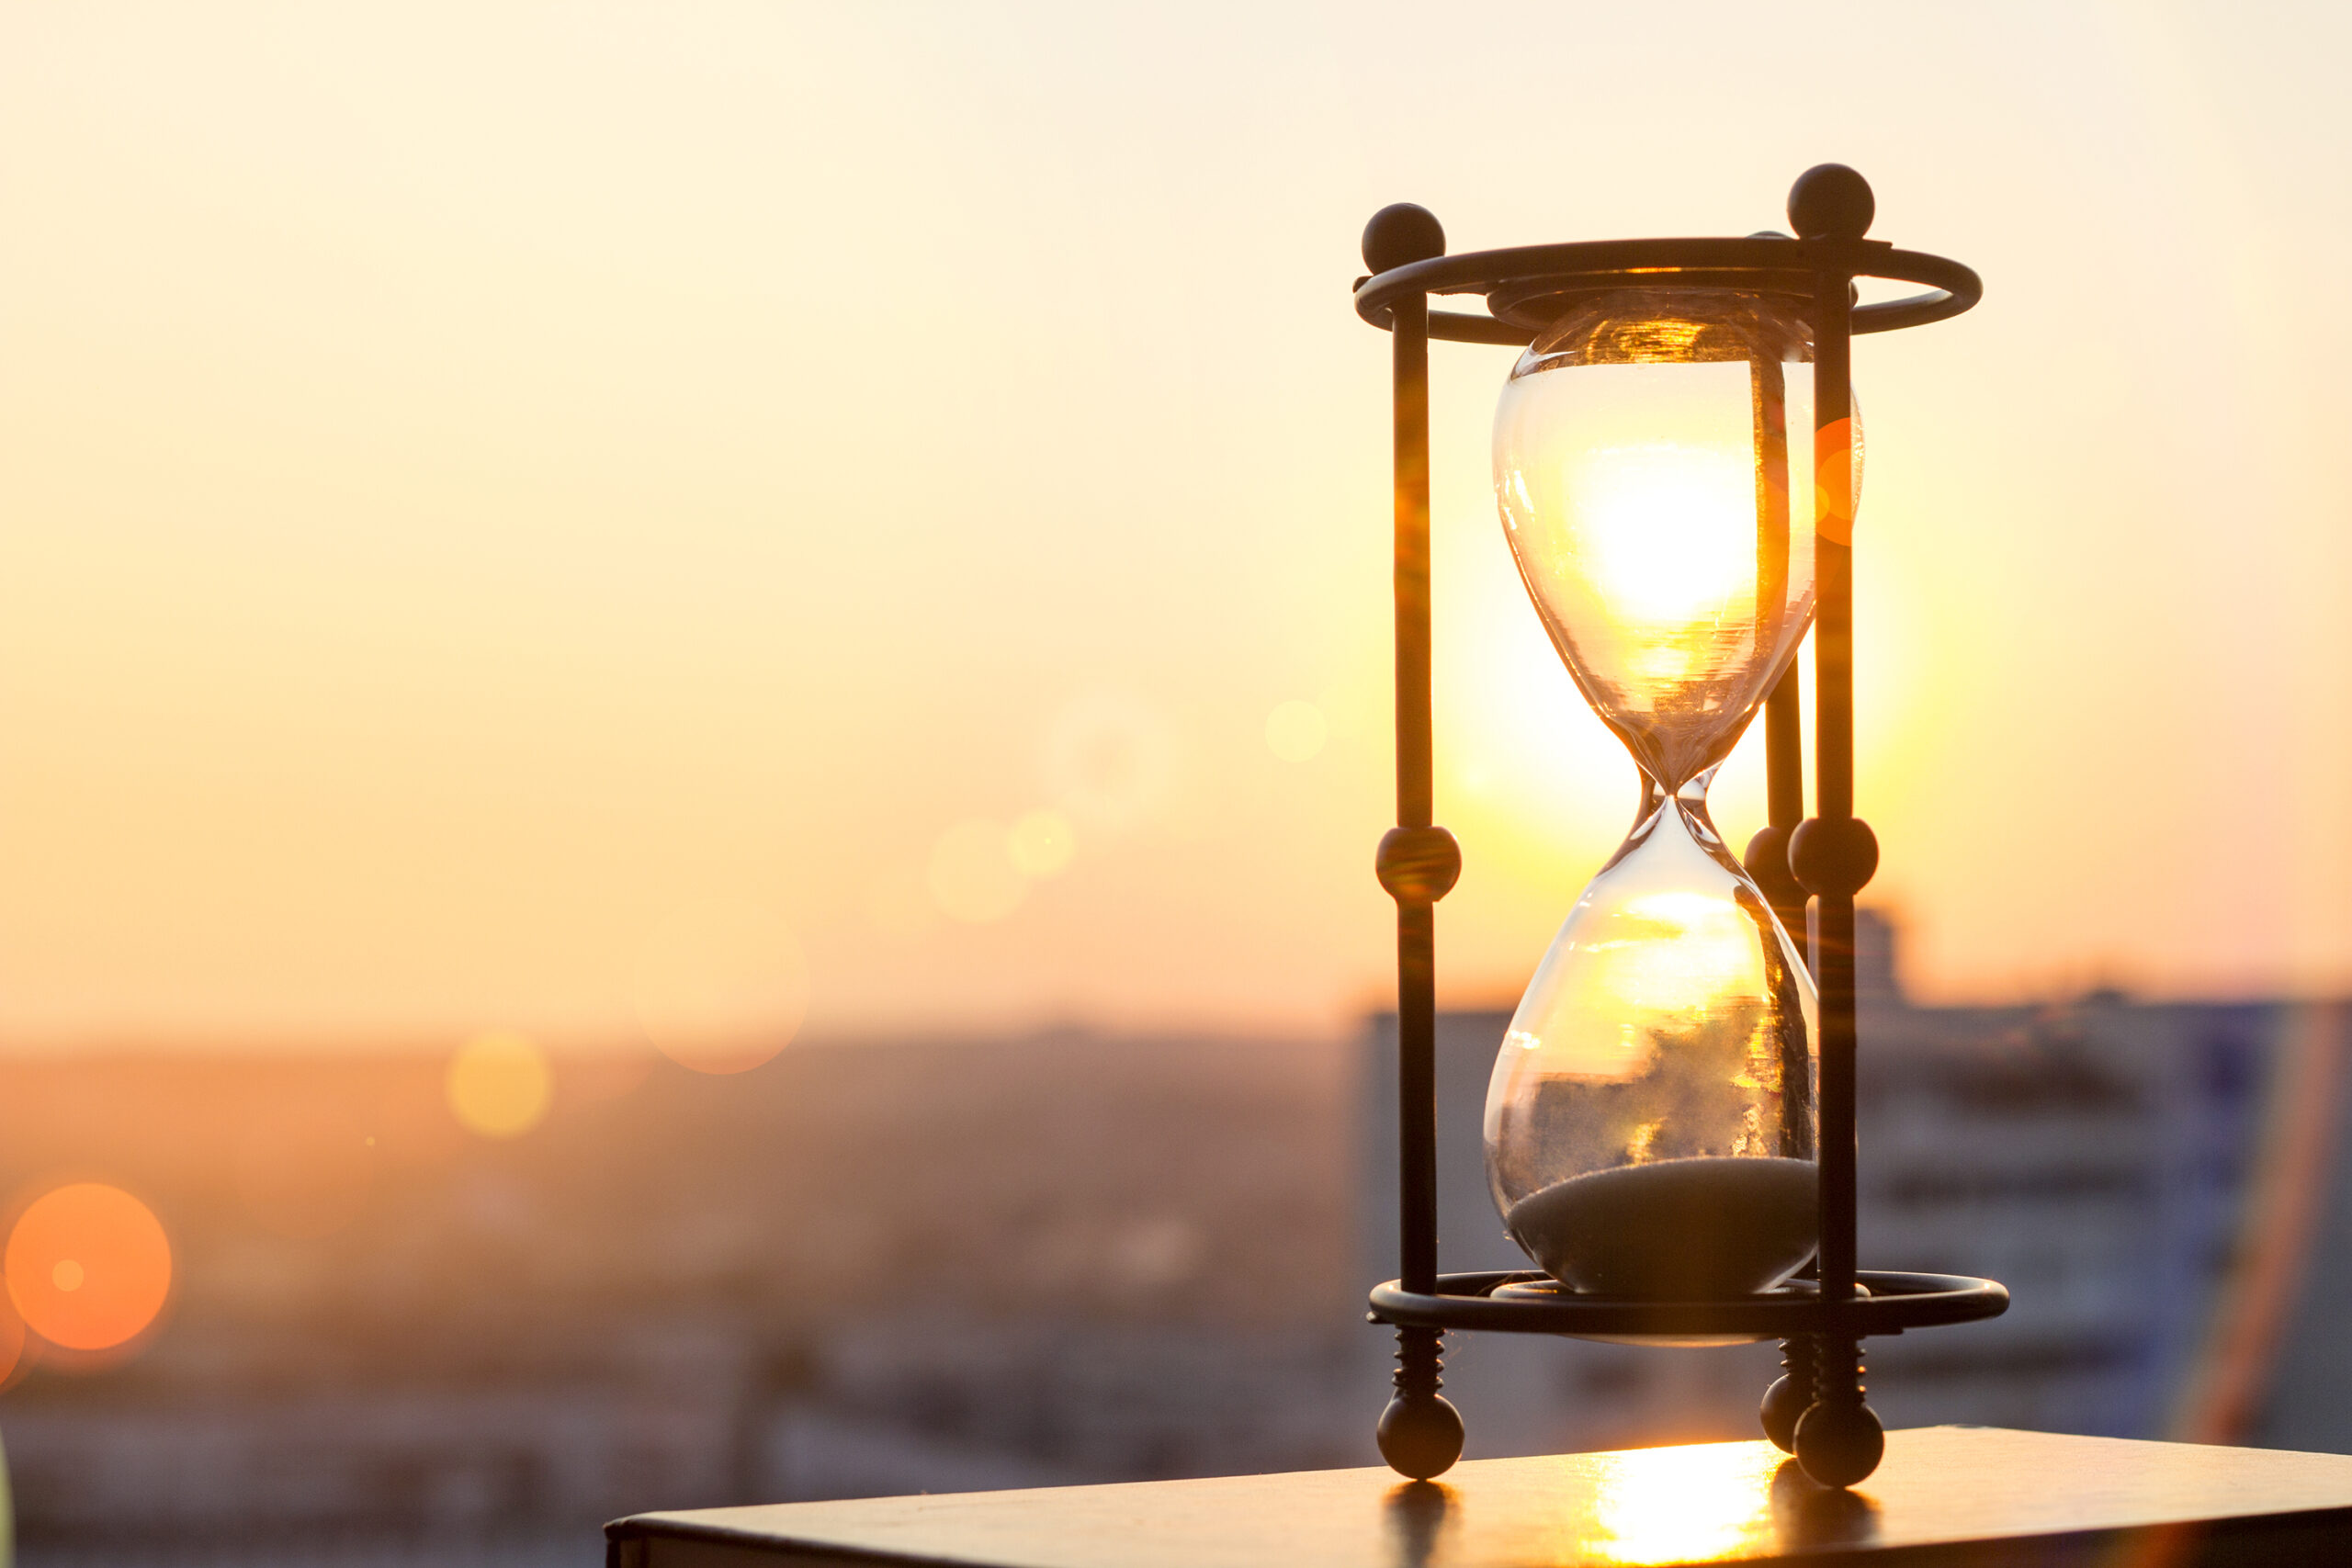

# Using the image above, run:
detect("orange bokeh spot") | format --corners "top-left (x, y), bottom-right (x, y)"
top-left (1814, 416), bottom-right (1856, 546)
top-left (6, 1183), bottom-right (172, 1351)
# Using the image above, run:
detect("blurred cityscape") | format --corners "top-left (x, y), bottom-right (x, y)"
top-left (2, 915), bottom-right (2348, 1566)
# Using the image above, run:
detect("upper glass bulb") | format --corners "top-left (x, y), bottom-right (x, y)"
top-left (1493, 288), bottom-right (1851, 791)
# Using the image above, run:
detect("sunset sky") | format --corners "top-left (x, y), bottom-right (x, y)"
top-left (0, 1), bottom-right (2345, 1045)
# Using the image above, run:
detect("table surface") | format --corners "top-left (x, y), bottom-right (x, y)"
top-left (605, 1426), bottom-right (2352, 1568)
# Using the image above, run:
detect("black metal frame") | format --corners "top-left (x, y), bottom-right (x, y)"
top-left (1358, 165), bottom-right (2006, 1490)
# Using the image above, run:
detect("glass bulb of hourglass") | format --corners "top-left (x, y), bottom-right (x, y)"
top-left (1485, 288), bottom-right (1851, 1301)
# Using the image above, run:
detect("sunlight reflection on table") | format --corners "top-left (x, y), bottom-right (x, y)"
top-left (1581, 1443), bottom-right (1786, 1564)
top-left (1390, 1441), bottom-right (1853, 1568)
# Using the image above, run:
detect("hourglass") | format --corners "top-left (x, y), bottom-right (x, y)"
top-left (1354, 166), bottom-right (2008, 1489)
top-left (1486, 287), bottom-right (1824, 1305)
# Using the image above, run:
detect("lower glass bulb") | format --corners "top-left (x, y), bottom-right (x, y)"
top-left (1483, 791), bottom-right (1818, 1298)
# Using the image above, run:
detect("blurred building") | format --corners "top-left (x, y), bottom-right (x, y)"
top-left (4, 922), bottom-right (2351, 1563)
top-left (0, 1035), bottom-right (1358, 1564)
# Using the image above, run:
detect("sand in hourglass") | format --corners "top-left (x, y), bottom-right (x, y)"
top-left (1505, 1155), bottom-right (1816, 1298)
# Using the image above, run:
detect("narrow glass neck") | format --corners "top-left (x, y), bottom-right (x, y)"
top-left (1641, 764), bottom-right (1721, 816)
top-left (1624, 765), bottom-right (1737, 874)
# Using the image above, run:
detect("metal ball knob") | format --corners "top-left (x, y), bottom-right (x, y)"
top-left (1792, 1400), bottom-right (1884, 1488)
top-left (1743, 824), bottom-right (1800, 901)
top-left (1790, 817), bottom-right (1880, 897)
top-left (1376, 826), bottom-right (1463, 906)
top-left (1758, 1374), bottom-right (1811, 1454)
top-left (1377, 1390), bottom-right (1464, 1480)
top-left (1787, 164), bottom-right (1875, 241)
top-left (1363, 204), bottom-right (1446, 275)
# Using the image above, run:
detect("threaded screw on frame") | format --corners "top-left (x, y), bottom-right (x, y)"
top-left (1760, 1333), bottom-right (1820, 1452)
top-left (1394, 1324), bottom-right (1444, 1398)
top-left (1812, 1334), bottom-right (1866, 1412)
top-left (1377, 1325), bottom-right (1464, 1480)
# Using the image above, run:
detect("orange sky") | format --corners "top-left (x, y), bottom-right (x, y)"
top-left (0, 2), bottom-right (2345, 1044)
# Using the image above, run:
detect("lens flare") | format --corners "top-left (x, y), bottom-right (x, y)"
top-left (1042, 692), bottom-right (1175, 831)
top-left (6, 1183), bottom-right (172, 1352)
top-left (1007, 809), bottom-right (1077, 879)
top-left (446, 1032), bottom-right (554, 1138)
top-left (1264, 699), bottom-right (1329, 762)
top-left (630, 898), bottom-right (807, 1074)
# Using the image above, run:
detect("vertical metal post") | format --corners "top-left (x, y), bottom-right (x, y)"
top-left (1364, 232), bottom-right (1462, 1477)
top-left (1391, 289), bottom-right (1438, 1302)
top-left (1811, 270), bottom-right (1858, 1313)
top-left (1762, 677), bottom-right (1807, 949)
top-left (1781, 164), bottom-right (1889, 1487)
top-left (1749, 341), bottom-right (1818, 1459)
top-left (1747, 347), bottom-right (1811, 964)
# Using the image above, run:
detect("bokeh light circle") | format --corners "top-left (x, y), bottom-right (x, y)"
top-left (629, 898), bottom-right (808, 1074)
top-left (1264, 699), bottom-right (1329, 762)
top-left (1007, 809), bottom-right (1077, 879)
top-left (446, 1032), bottom-right (554, 1138)
top-left (1042, 692), bottom-right (1174, 831)
top-left (6, 1183), bottom-right (172, 1351)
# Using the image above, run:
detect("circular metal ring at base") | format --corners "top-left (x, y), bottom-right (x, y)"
top-left (1486, 1278), bottom-right (1874, 1347)
top-left (1368, 1269), bottom-right (2006, 1345)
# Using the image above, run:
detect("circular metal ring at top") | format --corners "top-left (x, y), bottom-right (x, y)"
top-left (1367, 1269), bottom-right (2009, 1344)
top-left (1352, 235), bottom-right (1982, 346)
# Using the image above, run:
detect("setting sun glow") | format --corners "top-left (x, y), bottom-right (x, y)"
top-left (1562, 440), bottom-right (1758, 635)
top-left (0, 4), bottom-right (2338, 1044)
top-left (1594, 890), bottom-right (1769, 1020)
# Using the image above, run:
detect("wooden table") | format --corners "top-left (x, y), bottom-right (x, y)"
top-left (605, 1426), bottom-right (2352, 1567)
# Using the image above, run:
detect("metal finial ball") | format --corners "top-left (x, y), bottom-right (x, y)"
top-left (1790, 817), bottom-right (1880, 898)
top-left (1787, 164), bottom-right (1875, 241)
top-left (1742, 824), bottom-right (1798, 899)
top-left (1363, 204), bottom-right (1446, 274)
top-left (1377, 1391), bottom-right (1464, 1480)
top-left (1376, 826), bottom-right (1463, 907)
top-left (1793, 1400), bottom-right (1884, 1488)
